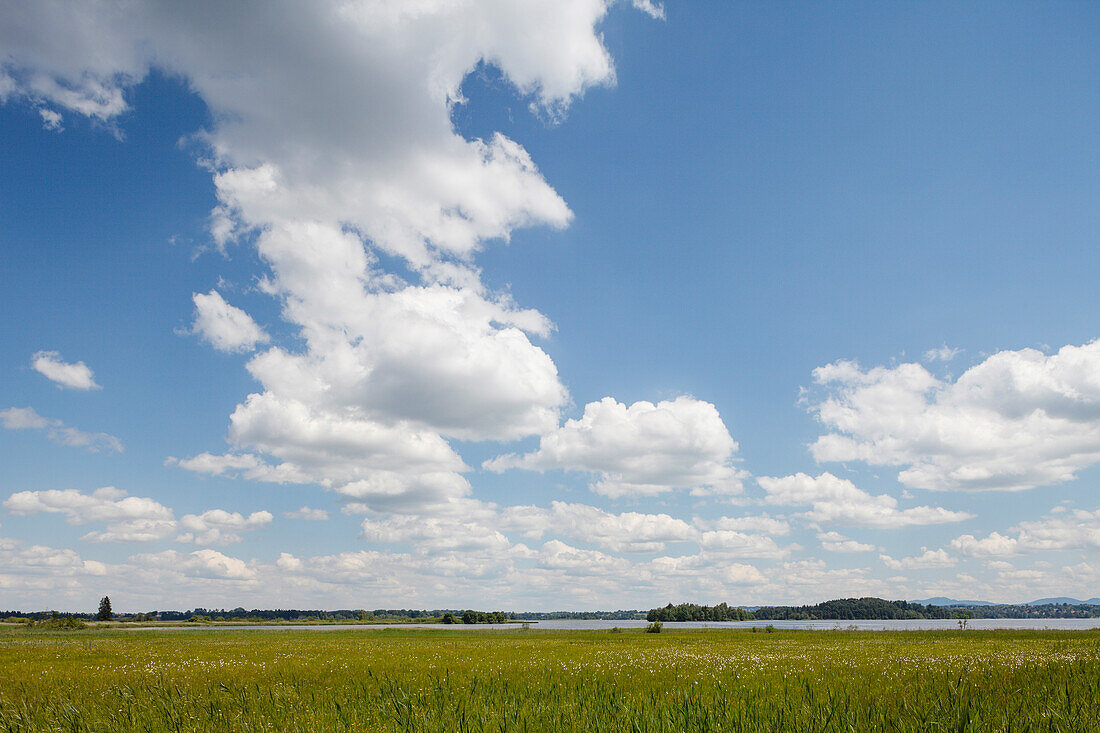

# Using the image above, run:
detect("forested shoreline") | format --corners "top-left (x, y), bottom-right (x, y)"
top-left (649, 598), bottom-right (1100, 621)
top-left (6, 598), bottom-right (1100, 624)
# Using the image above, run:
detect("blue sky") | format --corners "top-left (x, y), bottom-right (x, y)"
top-left (2, 1), bottom-right (1099, 611)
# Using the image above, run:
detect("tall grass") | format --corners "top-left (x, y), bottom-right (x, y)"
top-left (1, 627), bottom-right (1098, 731)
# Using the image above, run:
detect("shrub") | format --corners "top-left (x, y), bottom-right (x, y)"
top-left (645, 621), bottom-right (663, 634)
top-left (24, 616), bottom-right (87, 630)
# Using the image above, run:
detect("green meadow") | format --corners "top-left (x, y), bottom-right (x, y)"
top-left (1, 626), bottom-right (1098, 731)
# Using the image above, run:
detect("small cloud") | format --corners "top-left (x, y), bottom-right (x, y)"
top-left (817, 531), bottom-right (876, 553)
top-left (0, 406), bottom-right (51, 430)
top-left (923, 344), bottom-right (962, 363)
top-left (38, 107), bottom-right (63, 131)
top-left (631, 0), bottom-right (666, 20)
top-left (31, 351), bottom-right (100, 390)
top-left (188, 291), bottom-right (270, 353)
top-left (880, 547), bottom-right (956, 570)
top-left (0, 406), bottom-right (122, 453)
top-left (284, 506), bottom-right (329, 521)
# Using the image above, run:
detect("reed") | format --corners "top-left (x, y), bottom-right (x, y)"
top-left (1, 626), bottom-right (1097, 731)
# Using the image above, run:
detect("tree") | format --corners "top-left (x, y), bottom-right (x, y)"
top-left (96, 596), bottom-right (113, 621)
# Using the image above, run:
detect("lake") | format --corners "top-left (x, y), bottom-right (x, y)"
top-left (121, 617), bottom-right (1100, 632)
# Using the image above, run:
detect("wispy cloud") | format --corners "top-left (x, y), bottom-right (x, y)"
top-left (0, 407), bottom-right (122, 453)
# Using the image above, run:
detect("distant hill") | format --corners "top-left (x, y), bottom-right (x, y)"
top-left (911, 597), bottom-right (996, 607)
top-left (912, 597), bottom-right (1100, 607)
top-left (751, 598), bottom-right (954, 621)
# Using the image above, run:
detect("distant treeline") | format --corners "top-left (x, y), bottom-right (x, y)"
top-left (0, 608), bottom-right (508, 623)
top-left (752, 598), bottom-right (952, 620)
top-left (646, 603), bottom-right (752, 622)
top-left (7, 600), bottom-right (1100, 624)
top-left (155, 608), bottom-right (464, 622)
top-left (939, 604), bottom-right (1100, 619)
top-left (515, 610), bottom-right (647, 620)
top-left (2, 608), bottom-right (647, 623)
top-left (442, 611), bottom-right (512, 624)
top-left (646, 598), bottom-right (1100, 622)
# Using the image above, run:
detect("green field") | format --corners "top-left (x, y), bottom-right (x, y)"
top-left (2, 626), bottom-right (1099, 731)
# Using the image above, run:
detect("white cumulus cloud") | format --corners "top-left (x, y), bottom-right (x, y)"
top-left (758, 472), bottom-right (972, 528)
top-left (189, 291), bottom-right (269, 353)
top-left (177, 509), bottom-right (273, 545)
top-left (4, 487), bottom-right (272, 545)
top-left (4, 487), bottom-right (174, 543)
top-left (31, 351), bottom-right (100, 390)
top-left (880, 548), bottom-right (956, 570)
top-left (952, 508), bottom-right (1100, 557)
top-left (810, 340), bottom-right (1100, 492)
top-left (130, 549), bottom-right (255, 581)
top-left (0, 0), bottom-right (660, 511)
top-left (486, 396), bottom-right (745, 498)
top-left (501, 501), bottom-right (697, 553)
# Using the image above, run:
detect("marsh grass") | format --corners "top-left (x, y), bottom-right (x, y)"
top-left (1, 627), bottom-right (1098, 731)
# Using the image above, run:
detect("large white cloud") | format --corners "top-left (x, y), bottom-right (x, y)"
top-left (130, 549), bottom-right (255, 581)
top-left (758, 472), bottom-right (972, 528)
top-left (31, 351), bottom-right (100, 390)
top-left (952, 507), bottom-right (1100, 558)
top-left (486, 396), bottom-right (745, 498)
top-left (950, 532), bottom-right (1021, 558)
top-left (1, 0), bottom-right (658, 508)
top-left (695, 530), bottom-right (790, 559)
top-left (177, 509), bottom-right (273, 545)
top-left (4, 487), bottom-right (170, 527)
top-left (810, 340), bottom-right (1100, 492)
top-left (0, 537), bottom-right (109, 595)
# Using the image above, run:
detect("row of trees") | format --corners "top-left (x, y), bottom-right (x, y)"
top-left (514, 610), bottom-right (646, 620)
top-left (13, 597), bottom-right (1100, 625)
top-left (927, 603), bottom-right (1100, 619)
top-left (153, 607), bottom-right (463, 622)
top-left (646, 598), bottom-right (1043, 622)
top-left (443, 610), bottom-right (513, 624)
top-left (646, 603), bottom-right (753, 622)
top-left (752, 598), bottom-right (954, 621)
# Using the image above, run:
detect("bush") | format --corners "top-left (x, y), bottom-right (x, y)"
top-left (24, 616), bottom-right (87, 630)
top-left (645, 621), bottom-right (663, 634)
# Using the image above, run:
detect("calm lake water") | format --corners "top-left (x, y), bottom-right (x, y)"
top-left (122, 618), bottom-right (1100, 632)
